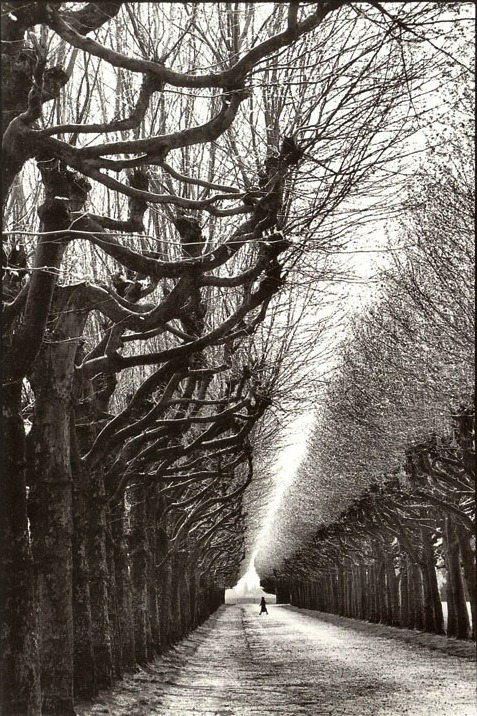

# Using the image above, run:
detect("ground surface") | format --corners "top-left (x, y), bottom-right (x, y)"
top-left (77, 604), bottom-right (476, 716)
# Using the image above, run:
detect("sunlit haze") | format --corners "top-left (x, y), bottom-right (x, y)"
top-left (234, 411), bottom-right (315, 591)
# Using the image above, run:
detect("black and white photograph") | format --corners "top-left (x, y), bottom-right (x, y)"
top-left (1, 2), bottom-right (475, 714)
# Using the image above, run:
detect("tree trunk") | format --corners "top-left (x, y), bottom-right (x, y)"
top-left (421, 528), bottom-right (444, 635)
top-left (5, 172), bottom-right (90, 713)
top-left (87, 471), bottom-right (114, 688)
top-left (336, 569), bottom-right (345, 616)
top-left (456, 523), bottom-right (476, 639)
top-left (130, 484), bottom-right (150, 664)
top-left (189, 570), bottom-right (199, 630)
top-left (368, 562), bottom-right (378, 623)
top-left (111, 495), bottom-right (136, 668)
top-left (445, 517), bottom-right (470, 638)
top-left (444, 564), bottom-right (457, 637)
top-left (71, 415), bottom-right (96, 699)
top-left (330, 570), bottom-right (339, 614)
top-left (145, 494), bottom-right (161, 657)
top-left (384, 548), bottom-right (399, 626)
top-left (375, 543), bottom-right (387, 624)
top-left (106, 529), bottom-right (122, 679)
top-left (356, 564), bottom-right (366, 620)
top-left (178, 554), bottom-right (192, 638)
top-left (170, 554), bottom-right (184, 642)
top-left (0, 382), bottom-right (41, 716)
top-left (196, 574), bottom-right (206, 625)
top-left (411, 561), bottom-right (425, 631)
top-left (398, 552), bottom-right (408, 628)
top-left (275, 580), bottom-right (290, 605)
top-left (158, 562), bottom-right (174, 648)
top-left (28, 366), bottom-right (76, 715)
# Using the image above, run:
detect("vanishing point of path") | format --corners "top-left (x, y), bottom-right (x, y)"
top-left (77, 604), bottom-right (476, 716)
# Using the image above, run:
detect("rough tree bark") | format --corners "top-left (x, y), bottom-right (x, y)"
top-left (110, 495), bottom-right (137, 669)
top-left (28, 307), bottom-right (84, 714)
top-left (444, 517), bottom-right (471, 639)
top-left (87, 470), bottom-right (114, 689)
top-left (0, 382), bottom-right (41, 715)
top-left (71, 415), bottom-right (96, 699)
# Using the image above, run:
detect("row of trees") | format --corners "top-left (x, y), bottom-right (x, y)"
top-left (258, 97), bottom-right (475, 639)
top-left (266, 408), bottom-right (474, 638)
top-left (1, 2), bottom-right (472, 714)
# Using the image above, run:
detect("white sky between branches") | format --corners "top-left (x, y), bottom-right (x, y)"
top-left (234, 2), bottom-right (475, 592)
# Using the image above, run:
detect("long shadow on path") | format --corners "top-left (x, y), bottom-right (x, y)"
top-left (77, 604), bottom-right (476, 716)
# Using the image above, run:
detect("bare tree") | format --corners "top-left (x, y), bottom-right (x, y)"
top-left (256, 93), bottom-right (474, 637)
top-left (1, 2), bottom-right (472, 713)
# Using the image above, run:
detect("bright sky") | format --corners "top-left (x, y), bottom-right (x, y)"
top-left (236, 1), bottom-right (475, 590)
top-left (235, 410), bottom-right (315, 591)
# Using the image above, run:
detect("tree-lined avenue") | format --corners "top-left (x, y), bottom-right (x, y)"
top-left (77, 604), bottom-right (476, 716)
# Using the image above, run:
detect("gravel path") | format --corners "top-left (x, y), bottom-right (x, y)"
top-left (77, 604), bottom-right (476, 716)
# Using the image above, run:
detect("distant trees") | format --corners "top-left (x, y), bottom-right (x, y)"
top-left (1, 2), bottom-right (473, 714)
top-left (257, 102), bottom-right (475, 638)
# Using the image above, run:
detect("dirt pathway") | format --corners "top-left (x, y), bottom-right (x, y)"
top-left (77, 604), bottom-right (476, 716)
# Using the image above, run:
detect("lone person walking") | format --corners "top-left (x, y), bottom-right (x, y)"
top-left (259, 596), bottom-right (268, 615)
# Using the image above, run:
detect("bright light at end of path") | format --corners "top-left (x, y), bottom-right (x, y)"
top-left (234, 562), bottom-right (261, 594)
top-left (230, 412), bottom-right (314, 594)
top-left (255, 411), bottom-right (314, 546)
